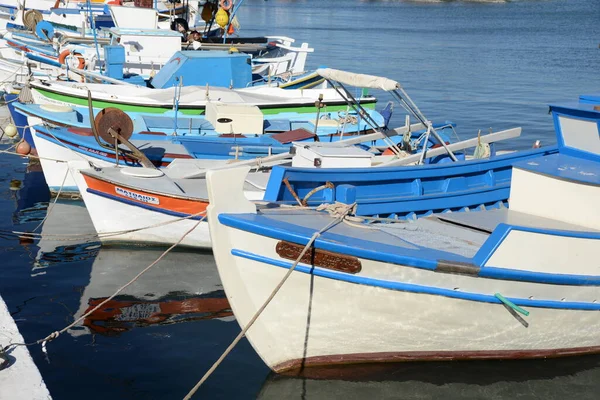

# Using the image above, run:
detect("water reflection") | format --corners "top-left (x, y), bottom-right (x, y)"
top-left (69, 246), bottom-right (231, 338)
top-left (11, 161), bottom-right (49, 225)
top-left (31, 198), bottom-right (231, 338)
top-left (258, 356), bottom-right (600, 399)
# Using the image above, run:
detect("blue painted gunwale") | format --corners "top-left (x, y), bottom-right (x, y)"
top-left (230, 249), bottom-right (600, 311)
top-left (33, 125), bottom-right (293, 163)
top-left (6, 36), bottom-right (57, 57)
top-left (579, 93), bottom-right (600, 103)
top-left (218, 212), bottom-right (600, 287)
top-left (25, 53), bottom-right (62, 68)
top-left (265, 146), bottom-right (558, 217)
top-left (14, 102), bottom-right (388, 138)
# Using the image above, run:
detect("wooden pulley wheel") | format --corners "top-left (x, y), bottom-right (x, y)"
top-left (94, 107), bottom-right (134, 144)
top-left (23, 10), bottom-right (43, 31)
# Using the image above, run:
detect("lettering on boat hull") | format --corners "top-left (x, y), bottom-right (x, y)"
top-left (115, 186), bottom-right (159, 205)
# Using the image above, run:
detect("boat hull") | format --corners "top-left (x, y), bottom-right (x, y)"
top-left (31, 124), bottom-right (114, 194)
top-left (213, 226), bottom-right (600, 373)
top-left (72, 168), bottom-right (211, 248)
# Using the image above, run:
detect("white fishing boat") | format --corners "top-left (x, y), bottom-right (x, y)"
top-left (64, 69), bottom-right (524, 248)
top-left (204, 95), bottom-right (600, 373)
top-left (28, 77), bottom-right (369, 114)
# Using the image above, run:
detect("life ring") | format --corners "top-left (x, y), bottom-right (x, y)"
top-left (219, 0), bottom-right (232, 11)
top-left (58, 50), bottom-right (85, 69)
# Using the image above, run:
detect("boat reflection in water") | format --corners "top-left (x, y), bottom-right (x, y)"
top-left (11, 161), bottom-right (50, 226)
top-left (32, 199), bottom-right (231, 337)
top-left (258, 355), bottom-right (600, 400)
top-left (69, 246), bottom-right (231, 337)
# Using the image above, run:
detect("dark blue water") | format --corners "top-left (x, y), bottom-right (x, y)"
top-left (1, 0), bottom-right (600, 398)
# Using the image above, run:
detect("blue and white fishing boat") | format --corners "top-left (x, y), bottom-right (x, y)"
top-left (18, 93), bottom-right (402, 193)
top-left (67, 69), bottom-right (526, 248)
top-left (204, 94), bottom-right (600, 373)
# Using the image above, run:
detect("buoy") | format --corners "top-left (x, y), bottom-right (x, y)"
top-left (16, 140), bottom-right (31, 156)
top-left (215, 8), bottom-right (229, 28)
top-left (58, 50), bottom-right (85, 69)
top-left (227, 23), bottom-right (235, 35)
top-left (9, 179), bottom-right (21, 191)
top-left (4, 123), bottom-right (17, 138)
top-left (229, 47), bottom-right (239, 53)
top-left (220, 0), bottom-right (232, 11)
top-left (201, 2), bottom-right (214, 23)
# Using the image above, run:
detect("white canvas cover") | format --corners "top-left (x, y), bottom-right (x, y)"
top-left (110, 6), bottom-right (158, 29)
top-left (316, 68), bottom-right (400, 91)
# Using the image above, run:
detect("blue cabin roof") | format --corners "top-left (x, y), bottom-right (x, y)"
top-left (151, 51), bottom-right (252, 89)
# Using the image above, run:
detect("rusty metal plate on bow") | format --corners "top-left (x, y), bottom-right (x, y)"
top-left (276, 241), bottom-right (362, 274)
top-left (94, 107), bottom-right (134, 144)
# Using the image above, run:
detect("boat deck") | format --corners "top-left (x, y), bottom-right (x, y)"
top-left (222, 205), bottom-right (597, 270)
top-left (82, 165), bottom-right (270, 200)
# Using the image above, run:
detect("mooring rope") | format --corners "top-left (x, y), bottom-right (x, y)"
top-left (2, 214), bottom-right (206, 353)
top-left (183, 203), bottom-right (355, 399)
top-left (7, 209), bottom-right (208, 242)
top-left (30, 168), bottom-right (70, 233)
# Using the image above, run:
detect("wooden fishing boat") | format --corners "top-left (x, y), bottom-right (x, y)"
top-left (67, 69), bottom-right (532, 248)
top-left (28, 78), bottom-right (377, 116)
top-left (20, 97), bottom-right (398, 193)
top-left (204, 95), bottom-right (600, 373)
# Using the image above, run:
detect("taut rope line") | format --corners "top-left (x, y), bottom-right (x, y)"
top-left (183, 203), bottom-right (355, 399)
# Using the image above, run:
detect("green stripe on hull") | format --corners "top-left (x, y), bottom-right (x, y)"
top-left (35, 88), bottom-right (376, 116)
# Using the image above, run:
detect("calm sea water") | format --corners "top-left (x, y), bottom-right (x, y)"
top-left (1, 0), bottom-right (600, 398)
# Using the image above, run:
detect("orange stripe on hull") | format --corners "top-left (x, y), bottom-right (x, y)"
top-left (83, 173), bottom-right (208, 216)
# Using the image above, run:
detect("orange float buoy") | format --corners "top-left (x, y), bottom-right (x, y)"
top-left (16, 140), bottom-right (31, 155)
top-left (219, 0), bottom-right (232, 11)
top-left (58, 50), bottom-right (85, 69)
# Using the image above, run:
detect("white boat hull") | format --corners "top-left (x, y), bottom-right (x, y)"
top-left (30, 123), bottom-right (113, 193)
top-left (213, 227), bottom-right (600, 372)
top-left (206, 167), bottom-right (600, 373)
top-left (71, 165), bottom-right (212, 248)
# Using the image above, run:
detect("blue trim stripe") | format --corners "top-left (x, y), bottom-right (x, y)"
top-left (220, 214), bottom-right (600, 286)
top-left (232, 249), bottom-right (600, 311)
top-left (25, 53), bottom-right (62, 68)
top-left (86, 188), bottom-right (205, 220)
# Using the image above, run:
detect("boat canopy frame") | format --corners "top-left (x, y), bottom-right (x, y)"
top-left (316, 68), bottom-right (458, 163)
